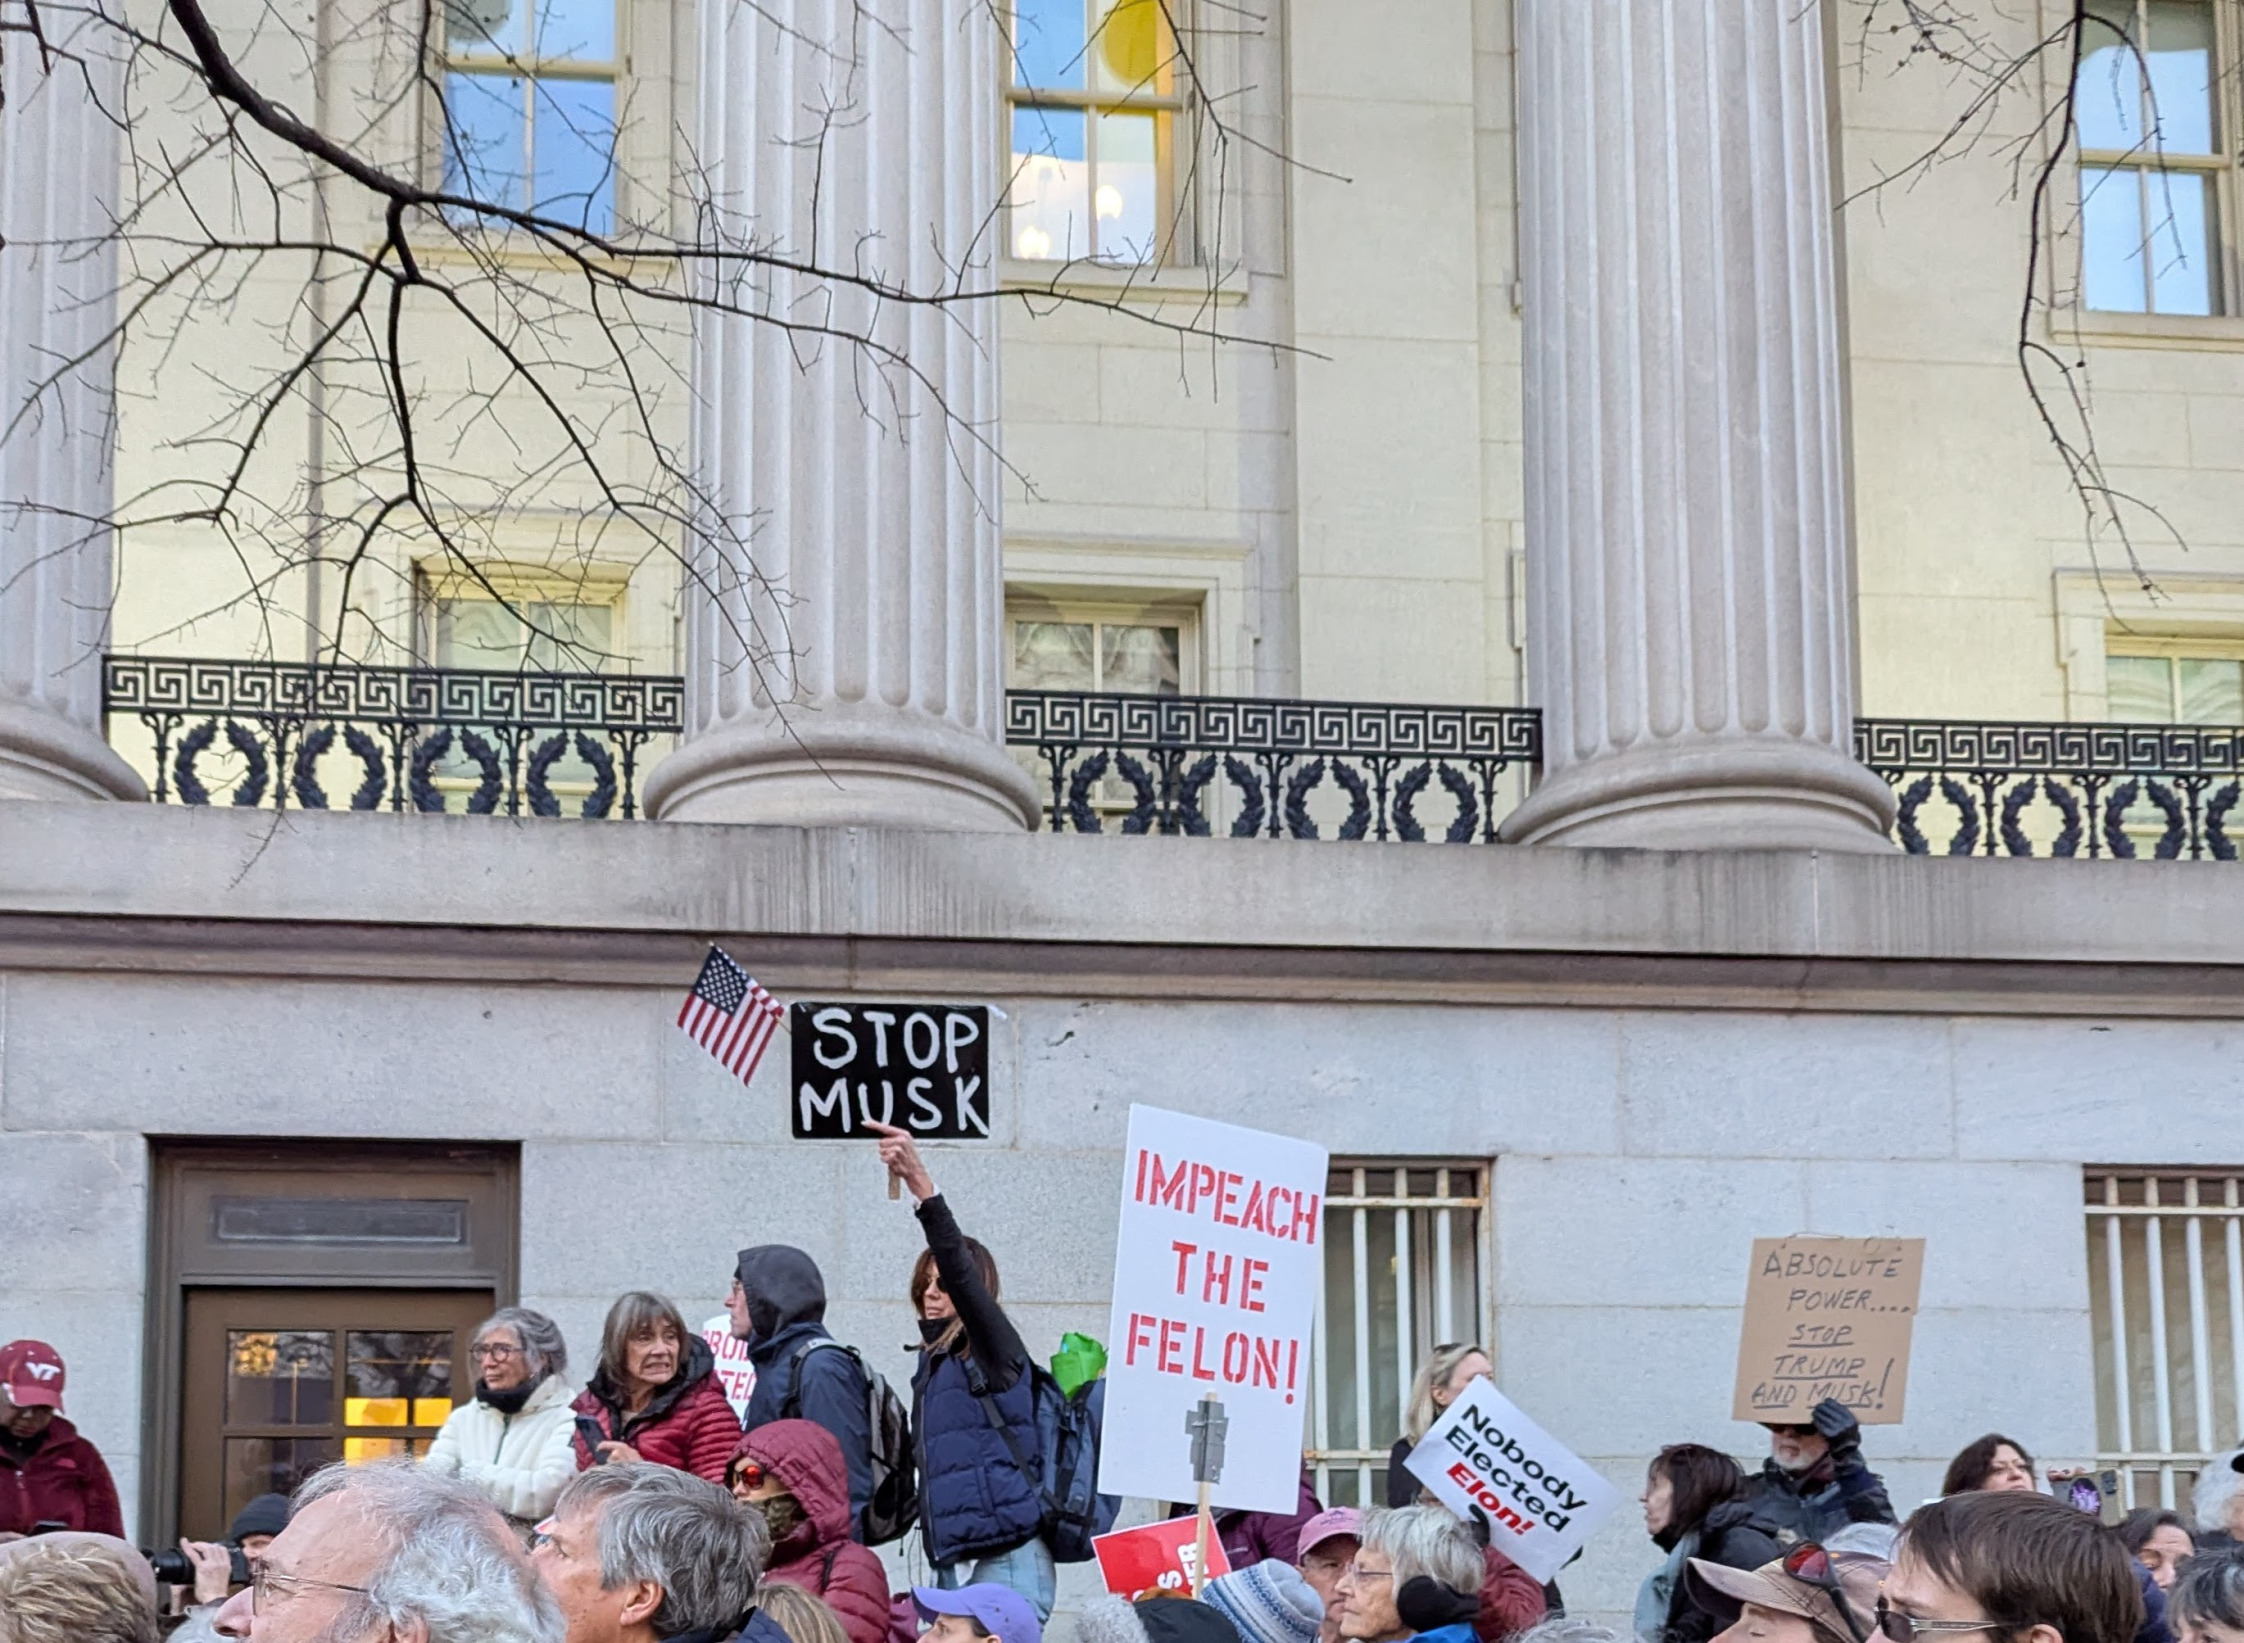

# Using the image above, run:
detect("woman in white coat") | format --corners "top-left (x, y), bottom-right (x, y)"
top-left (423, 1306), bottom-right (577, 1527)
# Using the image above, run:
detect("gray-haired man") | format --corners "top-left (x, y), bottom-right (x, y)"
top-left (533, 1464), bottom-right (786, 1643)
top-left (211, 1460), bottom-right (560, 1643)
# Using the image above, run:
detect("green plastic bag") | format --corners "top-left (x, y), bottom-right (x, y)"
top-left (1051, 1331), bottom-right (1108, 1398)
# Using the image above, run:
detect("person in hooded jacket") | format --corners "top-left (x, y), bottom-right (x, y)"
top-left (869, 1122), bottom-right (1054, 1621)
top-left (424, 1306), bottom-right (580, 1526)
top-left (1738, 1400), bottom-right (1895, 1547)
top-left (730, 1249), bottom-right (875, 1540)
top-left (729, 1420), bottom-right (893, 1643)
top-left (1633, 1444), bottom-right (1785, 1643)
top-left (572, 1292), bottom-right (741, 1483)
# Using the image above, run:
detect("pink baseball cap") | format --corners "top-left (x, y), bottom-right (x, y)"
top-left (0, 1340), bottom-right (66, 1411)
top-left (1297, 1506), bottom-right (1362, 1560)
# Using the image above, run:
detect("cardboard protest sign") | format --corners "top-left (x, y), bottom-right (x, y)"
top-left (1403, 1378), bottom-right (1622, 1584)
top-left (700, 1315), bottom-right (757, 1423)
top-left (789, 1002), bottom-right (991, 1139)
top-left (1092, 1517), bottom-right (1233, 1600)
top-left (1097, 1105), bottom-right (1328, 1514)
top-left (1731, 1236), bottom-right (1925, 1425)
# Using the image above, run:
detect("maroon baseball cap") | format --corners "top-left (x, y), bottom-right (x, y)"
top-left (0, 1340), bottom-right (66, 1411)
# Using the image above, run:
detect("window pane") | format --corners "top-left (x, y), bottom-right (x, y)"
top-left (445, 0), bottom-right (522, 56)
top-left (346, 1332), bottom-right (455, 1424)
top-left (524, 599), bottom-right (614, 671)
top-left (532, 78), bottom-right (617, 234)
top-left (437, 597), bottom-right (526, 668)
top-left (2177, 659), bottom-right (2244, 724)
top-left (1100, 623), bottom-right (1180, 694)
top-left (1093, 111), bottom-right (1160, 264)
top-left (535, 0), bottom-right (612, 61)
top-left (2145, 1), bottom-right (2215, 155)
top-left (2081, 167), bottom-right (2148, 312)
top-left (2146, 169), bottom-right (2217, 315)
top-left (227, 1331), bottom-right (335, 1426)
top-left (2107, 654), bottom-right (2175, 721)
top-left (2078, 2), bottom-right (2147, 151)
top-left (1010, 106), bottom-right (1089, 261)
top-left (224, 1438), bottom-right (339, 1525)
top-left (443, 72), bottom-right (529, 213)
top-left (1012, 0), bottom-right (1086, 90)
top-left (1092, 0), bottom-right (1172, 96)
top-left (1013, 621), bottom-right (1096, 690)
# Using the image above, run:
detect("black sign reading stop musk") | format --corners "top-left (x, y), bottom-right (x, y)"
top-left (789, 1002), bottom-right (992, 1139)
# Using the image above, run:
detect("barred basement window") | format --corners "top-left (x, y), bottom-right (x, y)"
top-left (2087, 1168), bottom-right (2244, 1508)
top-left (1308, 1162), bottom-right (1489, 1508)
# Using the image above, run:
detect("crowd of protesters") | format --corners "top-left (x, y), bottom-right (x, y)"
top-left (9, 1133), bottom-right (2244, 1643)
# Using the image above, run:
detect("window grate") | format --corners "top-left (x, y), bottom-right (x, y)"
top-left (2086, 1168), bottom-right (2244, 1509)
top-left (1308, 1162), bottom-right (1489, 1508)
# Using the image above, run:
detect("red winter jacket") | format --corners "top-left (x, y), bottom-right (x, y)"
top-left (734, 1420), bottom-right (893, 1643)
top-left (572, 1338), bottom-right (741, 1483)
top-left (0, 1417), bottom-right (124, 1538)
top-left (1475, 1543), bottom-right (1547, 1643)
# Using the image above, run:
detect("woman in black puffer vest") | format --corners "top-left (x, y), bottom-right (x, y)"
top-left (870, 1122), bottom-right (1053, 1621)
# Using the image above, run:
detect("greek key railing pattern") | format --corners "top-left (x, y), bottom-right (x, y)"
top-left (1856, 718), bottom-right (2244, 859)
top-left (1003, 690), bottom-right (1543, 841)
top-left (103, 656), bottom-right (684, 818)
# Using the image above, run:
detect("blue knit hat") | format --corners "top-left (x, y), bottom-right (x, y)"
top-left (1203, 1559), bottom-right (1323, 1643)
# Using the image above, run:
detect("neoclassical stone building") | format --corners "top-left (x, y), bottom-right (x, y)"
top-left (4, 0), bottom-right (2244, 1627)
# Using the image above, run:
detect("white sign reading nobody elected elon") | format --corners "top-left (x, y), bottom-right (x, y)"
top-left (1403, 1378), bottom-right (1623, 1584)
top-left (1097, 1105), bottom-right (1328, 1515)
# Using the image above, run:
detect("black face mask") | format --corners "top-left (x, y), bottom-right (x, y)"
top-left (477, 1376), bottom-right (541, 1415)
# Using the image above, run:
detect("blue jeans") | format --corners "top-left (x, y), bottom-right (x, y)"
top-left (935, 1536), bottom-right (1056, 1622)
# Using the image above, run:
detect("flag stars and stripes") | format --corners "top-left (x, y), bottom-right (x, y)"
top-left (677, 946), bottom-right (785, 1084)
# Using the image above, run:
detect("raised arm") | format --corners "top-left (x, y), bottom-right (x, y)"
top-left (871, 1122), bottom-right (1029, 1391)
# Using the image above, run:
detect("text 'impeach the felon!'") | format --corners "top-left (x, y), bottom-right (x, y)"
top-left (1130, 1150), bottom-right (1322, 1244)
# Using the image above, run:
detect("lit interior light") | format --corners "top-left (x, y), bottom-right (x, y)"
top-left (1016, 224), bottom-right (1053, 258)
top-left (1095, 184), bottom-right (1124, 220)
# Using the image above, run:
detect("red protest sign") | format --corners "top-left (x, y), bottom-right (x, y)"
top-left (1092, 1518), bottom-right (1233, 1601)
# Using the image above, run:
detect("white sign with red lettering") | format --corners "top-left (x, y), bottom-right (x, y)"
top-left (701, 1315), bottom-right (756, 1424)
top-left (1402, 1378), bottom-right (1621, 1584)
top-left (1097, 1104), bottom-right (1328, 1514)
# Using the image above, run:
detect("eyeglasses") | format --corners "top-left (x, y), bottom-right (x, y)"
top-left (1780, 1545), bottom-right (1869, 1643)
top-left (1339, 1564), bottom-right (1394, 1585)
top-left (469, 1343), bottom-right (523, 1362)
top-left (1872, 1597), bottom-right (2004, 1643)
top-left (252, 1566), bottom-right (369, 1615)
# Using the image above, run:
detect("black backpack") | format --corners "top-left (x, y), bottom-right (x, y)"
top-left (971, 1365), bottom-right (1116, 1564)
top-left (784, 1338), bottom-right (918, 1545)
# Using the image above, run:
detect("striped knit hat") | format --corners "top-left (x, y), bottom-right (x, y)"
top-left (1203, 1559), bottom-right (1324, 1643)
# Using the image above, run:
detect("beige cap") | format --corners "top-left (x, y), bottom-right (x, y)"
top-left (1686, 1553), bottom-right (1883, 1643)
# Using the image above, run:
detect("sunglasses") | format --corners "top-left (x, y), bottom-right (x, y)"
top-left (1781, 1543), bottom-right (1870, 1643)
top-left (730, 1459), bottom-right (765, 1491)
top-left (1871, 1597), bottom-right (2003, 1643)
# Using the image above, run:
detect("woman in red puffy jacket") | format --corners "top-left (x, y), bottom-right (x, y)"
top-left (570, 1292), bottom-right (740, 1482)
top-left (729, 1420), bottom-right (893, 1643)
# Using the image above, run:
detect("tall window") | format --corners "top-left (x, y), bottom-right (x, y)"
top-left (1007, 0), bottom-right (1183, 264)
top-left (2107, 644), bottom-right (2244, 723)
top-left (1309, 1163), bottom-right (1487, 1509)
top-left (2087, 1169), bottom-right (2244, 1507)
top-left (441, 0), bottom-right (620, 234)
top-left (2076, 0), bottom-right (2231, 315)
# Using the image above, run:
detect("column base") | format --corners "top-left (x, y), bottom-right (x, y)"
top-left (0, 700), bottom-right (148, 802)
top-left (1500, 735), bottom-right (1896, 853)
top-left (643, 706), bottom-right (1040, 832)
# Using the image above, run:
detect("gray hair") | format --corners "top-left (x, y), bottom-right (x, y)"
top-left (2172, 1547), bottom-right (2244, 1633)
top-left (294, 1461), bottom-right (562, 1643)
top-left (2195, 1451), bottom-right (2244, 1537)
top-left (476, 1307), bottom-right (569, 1381)
top-left (1511, 1622), bottom-right (1629, 1643)
top-left (555, 1463), bottom-right (770, 1637)
top-left (598, 1291), bottom-right (691, 1387)
top-left (1359, 1505), bottom-right (1485, 1596)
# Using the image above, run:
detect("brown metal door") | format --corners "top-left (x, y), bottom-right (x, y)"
top-left (179, 1288), bottom-right (493, 1540)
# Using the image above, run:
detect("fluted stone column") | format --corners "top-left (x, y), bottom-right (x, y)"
top-left (1501, 0), bottom-right (1893, 852)
top-left (0, 24), bottom-right (146, 803)
top-left (644, 0), bottom-right (1038, 830)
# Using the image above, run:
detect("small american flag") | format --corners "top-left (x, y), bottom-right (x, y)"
top-left (677, 946), bottom-right (785, 1084)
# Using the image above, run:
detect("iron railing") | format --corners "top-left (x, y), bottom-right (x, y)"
top-left (1002, 689), bottom-right (1543, 841)
top-left (102, 656), bottom-right (683, 818)
top-left (1856, 718), bottom-right (2244, 859)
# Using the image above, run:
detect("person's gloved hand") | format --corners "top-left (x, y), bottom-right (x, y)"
top-left (1812, 1397), bottom-right (1865, 1469)
top-left (1397, 1576), bottom-right (1479, 1634)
